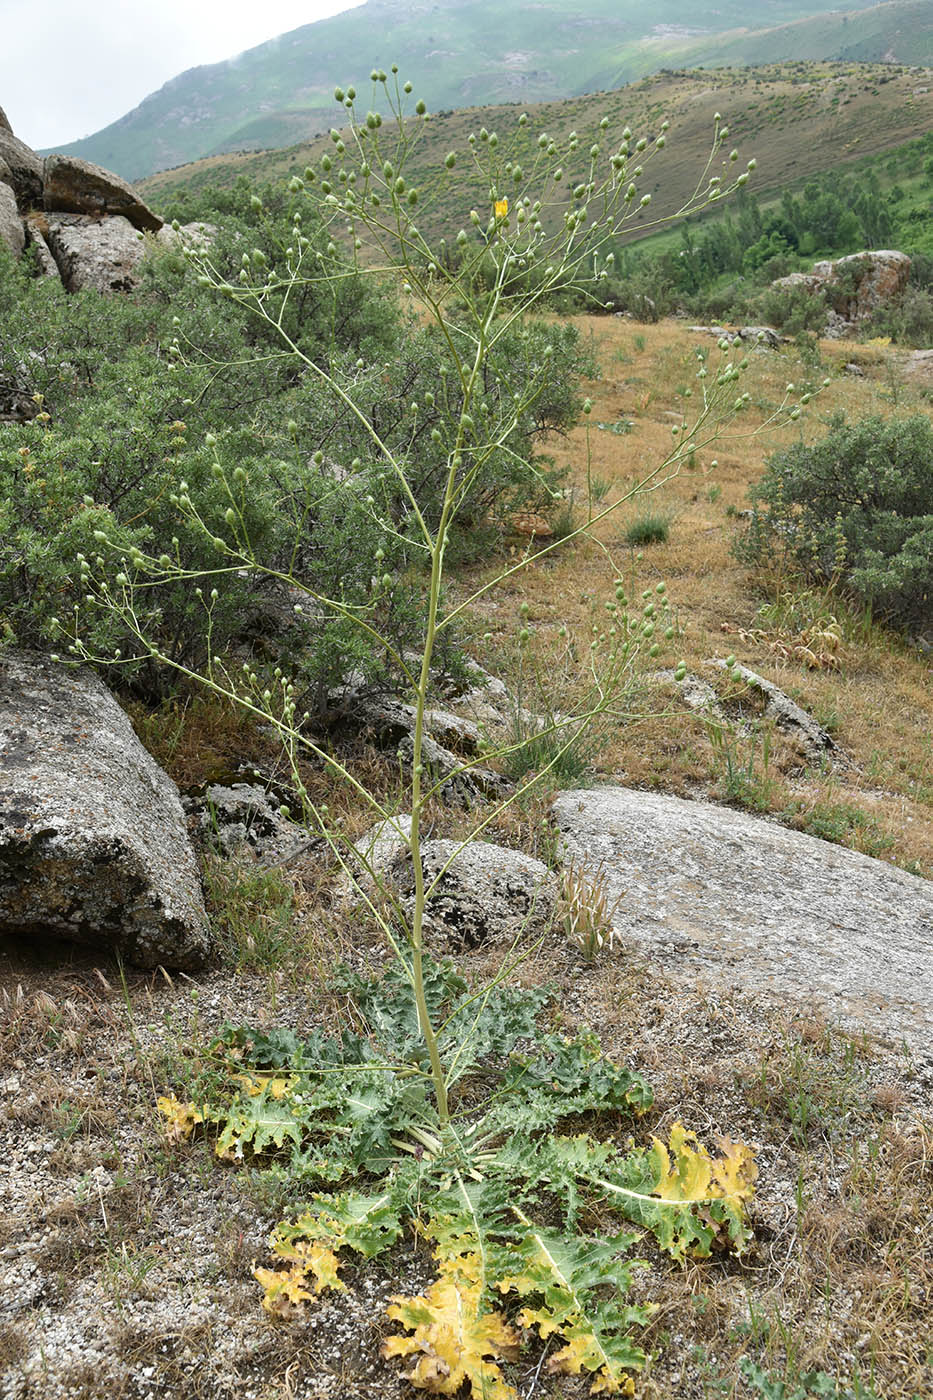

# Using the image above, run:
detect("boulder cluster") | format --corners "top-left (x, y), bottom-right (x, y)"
top-left (773, 249), bottom-right (912, 336)
top-left (0, 102), bottom-right (169, 294)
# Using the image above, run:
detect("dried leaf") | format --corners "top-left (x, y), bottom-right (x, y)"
top-left (156, 1095), bottom-right (203, 1143)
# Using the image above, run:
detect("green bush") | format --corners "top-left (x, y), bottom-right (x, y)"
top-left (0, 183), bottom-right (594, 702)
top-left (736, 413), bottom-right (933, 629)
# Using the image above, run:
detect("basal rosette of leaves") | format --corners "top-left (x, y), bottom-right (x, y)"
top-left (159, 959), bottom-right (756, 1397)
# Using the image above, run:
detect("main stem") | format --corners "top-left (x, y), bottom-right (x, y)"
top-left (405, 310), bottom-right (492, 1131)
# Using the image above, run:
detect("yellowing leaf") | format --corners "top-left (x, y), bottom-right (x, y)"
top-left (254, 1240), bottom-right (345, 1317)
top-left (650, 1122), bottom-right (756, 1207)
top-left (547, 1334), bottom-right (636, 1396)
top-left (156, 1095), bottom-right (203, 1142)
top-left (385, 1264), bottom-right (519, 1398)
top-left (232, 1071), bottom-right (293, 1099)
top-left (649, 1123), bottom-right (713, 1202)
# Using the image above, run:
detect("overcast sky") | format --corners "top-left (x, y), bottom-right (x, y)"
top-left (1, 0), bottom-right (365, 148)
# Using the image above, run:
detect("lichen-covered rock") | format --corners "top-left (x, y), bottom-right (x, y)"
top-left (22, 215), bottom-right (59, 277)
top-left (387, 839), bottom-right (557, 949)
top-left (0, 180), bottom-right (23, 257)
top-left (0, 652), bottom-right (212, 968)
top-left (191, 782), bottom-right (306, 863)
top-left (45, 213), bottom-right (146, 293)
top-left (553, 786), bottom-right (933, 1059)
top-left (156, 220), bottom-right (217, 252)
top-left (710, 659), bottom-right (838, 764)
top-left (43, 154), bottom-right (162, 232)
top-left (772, 251), bottom-right (911, 330)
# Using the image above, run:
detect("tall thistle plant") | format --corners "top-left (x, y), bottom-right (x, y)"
top-left (60, 75), bottom-right (814, 1393)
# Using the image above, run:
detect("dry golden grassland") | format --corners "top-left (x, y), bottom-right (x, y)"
top-left (463, 315), bottom-right (933, 876)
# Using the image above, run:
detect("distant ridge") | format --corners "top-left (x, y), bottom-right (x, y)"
top-left (44, 0), bottom-right (932, 181)
top-left (137, 62), bottom-right (933, 254)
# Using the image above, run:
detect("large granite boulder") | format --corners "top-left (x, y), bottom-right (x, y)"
top-left (43, 153), bottom-right (162, 233)
top-left (0, 652), bottom-right (212, 969)
top-left (0, 128), bottom-right (43, 209)
top-left (553, 787), bottom-right (933, 1061)
top-left (0, 179), bottom-right (23, 257)
top-left (45, 213), bottom-right (147, 293)
top-left (0, 111), bottom-right (163, 290)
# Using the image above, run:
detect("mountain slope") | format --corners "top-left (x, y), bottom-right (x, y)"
top-left (138, 62), bottom-right (933, 250)
top-left (47, 0), bottom-right (927, 180)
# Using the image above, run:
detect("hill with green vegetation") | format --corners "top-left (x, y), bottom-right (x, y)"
top-left (140, 62), bottom-right (933, 249)
top-left (51, 0), bottom-right (930, 180)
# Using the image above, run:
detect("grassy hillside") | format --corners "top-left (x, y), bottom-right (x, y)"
top-left (49, 0), bottom-right (927, 180)
top-left (140, 62), bottom-right (933, 248)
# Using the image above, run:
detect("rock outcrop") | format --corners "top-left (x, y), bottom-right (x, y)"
top-left (0, 178), bottom-right (23, 256)
top-left (0, 127), bottom-right (44, 208)
top-left (553, 786), bottom-right (933, 1061)
top-left (0, 652), bottom-right (212, 968)
top-left (772, 251), bottom-right (911, 336)
top-left (0, 107), bottom-right (164, 293)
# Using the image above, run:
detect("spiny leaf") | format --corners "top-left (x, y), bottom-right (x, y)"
top-left (273, 1191), bottom-right (403, 1261)
top-left (232, 1070), bottom-right (294, 1099)
top-left (384, 1264), bottom-right (520, 1398)
top-left (497, 1225), bottom-right (649, 1396)
top-left (587, 1121), bottom-right (757, 1260)
top-left (214, 1092), bottom-right (304, 1160)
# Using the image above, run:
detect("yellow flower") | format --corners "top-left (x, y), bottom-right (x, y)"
top-left (494, 198), bottom-right (508, 218)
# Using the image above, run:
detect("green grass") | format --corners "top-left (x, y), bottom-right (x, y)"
top-left (625, 510), bottom-right (672, 546)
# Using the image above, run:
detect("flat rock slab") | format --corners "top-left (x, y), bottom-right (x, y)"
top-left (0, 652), bottom-right (211, 968)
top-left (553, 787), bottom-right (933, 1061)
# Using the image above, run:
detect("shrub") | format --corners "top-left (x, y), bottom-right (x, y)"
top-left (736, 413), bottom-right (933, 629)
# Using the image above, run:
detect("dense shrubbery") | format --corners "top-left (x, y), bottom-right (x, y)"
top-left (737, 413), bottom-right (933, 630)
top-left (0, 185), bottom-right (590, 702)
top-left (599, 155), bottom-right (932, 338)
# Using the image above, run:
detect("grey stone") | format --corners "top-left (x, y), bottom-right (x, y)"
top-left (43, 154), bottom-right (162, 232)
top-left (711, 659), bottom-right (837, 763)
top-left (0, 106), bottom-right (11, 135)
top-left (0, 368), bottom-right (37, 423)
top-left (736, 325), bottom-right (781, 348)
top-left (653, 668), bottom-right (724, 720)
top-left (0, 652), bottom-right (212, 968)
top-left (350, 696), bottom-right (507, 802)
top-left (192, 783), bottom-right (306, 864)
top-left (553, 786), bottom-right (933, 1060)
top-left (23, 218), bottom-right (59, 277)
top-left (45, 213), bottom-right (146, 293)
top-left (386, 838), bottom-right (557, 949)
top-left (155, 220), bottom-right (216, 252)
top-left (0, 181), bottom-right (23, 257)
